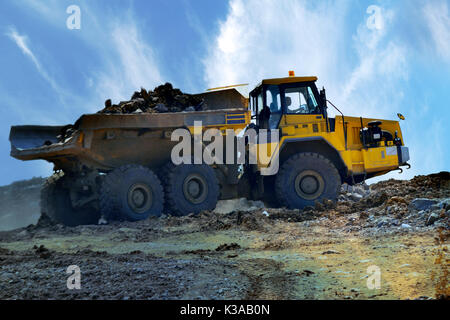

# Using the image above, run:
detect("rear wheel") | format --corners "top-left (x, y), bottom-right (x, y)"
top-left (275, 152), bottom-right (341, 209)
top-left (161, 162), bottom-right (219, 216)
top-left (100, 165), bottom-right (164, 221)
top-left (40, 172), bottom-right (100, 226)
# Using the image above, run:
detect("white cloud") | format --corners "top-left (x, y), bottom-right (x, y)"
top-left (203, 0), bottom-right (348, 91)
top-left (423, 0), bottom-right (450, 62)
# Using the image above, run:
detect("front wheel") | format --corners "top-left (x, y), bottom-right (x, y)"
top-left (275, 152), bottom-right (341, 209)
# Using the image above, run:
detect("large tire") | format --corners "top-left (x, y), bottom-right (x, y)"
top-left (275, 152), bottom-right (341, 209)
top-left (161, 162), bottom-right (219, 216)
top-left (100, 165), bottom-right (164, 221)
top-left (40, 172), bottom-right (100, 226)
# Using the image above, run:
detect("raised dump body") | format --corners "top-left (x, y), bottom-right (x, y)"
top-left (10, 108), bottom-right (250, 173)
top-left (9, 88), bottom-right (251, 226)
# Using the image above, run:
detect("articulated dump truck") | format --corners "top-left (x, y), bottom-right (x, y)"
top-left (10, 74), bottom-right (410, 226)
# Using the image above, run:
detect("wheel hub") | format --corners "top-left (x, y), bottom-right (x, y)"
top-left (127, 183), bottom-right (153, 214)
top-left (183, 174), bottom-right (208, 204)
top-left (300, 176), bottom-right (318, 194)
top-left (294, 170), bottom-right (325, 200)
top-left (187, 180), bottom-right (201, 198)
top-left (132, 189), bottom-right (145, 207)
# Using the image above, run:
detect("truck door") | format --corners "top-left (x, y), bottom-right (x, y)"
top-left (253, 85), bottom-right (282, 130)
top-left (280, 83), bottom-right (326, 134)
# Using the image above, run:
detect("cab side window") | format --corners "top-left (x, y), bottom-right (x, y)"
top-left (285, 86), bottom-right (319, 114)
top-left (266, 86), bottom-right (281, 113)
top-left (266, 85), bottom-right (282, 129)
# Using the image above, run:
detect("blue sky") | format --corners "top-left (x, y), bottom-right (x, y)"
top-left (0, 0), bottom-right (449, 185)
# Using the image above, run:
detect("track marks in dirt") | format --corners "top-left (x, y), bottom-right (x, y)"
top-left (241, 259), bottom-right (296, 300)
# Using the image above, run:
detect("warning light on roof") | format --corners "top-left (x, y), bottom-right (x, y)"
top-left (288, 70), bottom-right (295, 77)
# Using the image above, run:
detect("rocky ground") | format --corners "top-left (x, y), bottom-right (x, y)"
top-left (0, 172), bottom-right (448, 300)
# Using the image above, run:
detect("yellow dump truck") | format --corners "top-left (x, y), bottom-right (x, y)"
top-left (9, 73), bottom-right (409, 225)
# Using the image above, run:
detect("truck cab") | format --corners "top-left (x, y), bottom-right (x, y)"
top-left (250, 75), bottom-right (326, 131)
top-left (248, 73), bottom-right (410, 208)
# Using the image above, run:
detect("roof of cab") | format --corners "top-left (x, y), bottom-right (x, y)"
top-left (261, 76), bottom-right (318, 85)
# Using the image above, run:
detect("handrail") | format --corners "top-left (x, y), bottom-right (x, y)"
top-left (326, 100), bottom-right (347, 150)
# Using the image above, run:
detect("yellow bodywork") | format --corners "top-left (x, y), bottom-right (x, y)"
top-left (185, 75), bottom-right (406, 180)
top-left (256, 113), bottom-right (405, 177)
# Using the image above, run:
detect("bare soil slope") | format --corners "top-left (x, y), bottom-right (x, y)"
top-left (0, 172), bottom-right (448, 300)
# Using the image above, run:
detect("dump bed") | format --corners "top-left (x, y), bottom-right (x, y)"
top-left (10, 108), bottom-right (250, 172)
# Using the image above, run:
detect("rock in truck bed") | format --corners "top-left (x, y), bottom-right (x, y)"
top-left (99, 83), bottom-right (205, 114)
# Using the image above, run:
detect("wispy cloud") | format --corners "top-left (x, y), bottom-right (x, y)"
top-left (5, 26), bottom-right (61, 92)
top-left (423, 0), bottom-right (450, 62)
top-left (20, 0), bottom-right (62, 18)
top-left (183, 0), bottom-right (209, 46)
top-left (94, 21), bottom-right (163, 104)
top-left (8, 2), bottom-right (164, 111)
top-left (340, 6), bottom-right (408, 119)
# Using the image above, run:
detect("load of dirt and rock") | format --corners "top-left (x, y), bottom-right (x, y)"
top-left (98, 82), bottom-right (204, 114)
top-left (53, 83), bottom-right (207, 143)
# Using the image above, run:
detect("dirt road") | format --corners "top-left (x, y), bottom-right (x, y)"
top-left (0, 173), bottom-right (448, 300)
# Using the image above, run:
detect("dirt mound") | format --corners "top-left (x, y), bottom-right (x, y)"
top-left (332, 172), bottom-right (450, 232)
top-left (370, 171), bottom-right (450, 199)
top-left (98, 83), bottom-right (204, 114)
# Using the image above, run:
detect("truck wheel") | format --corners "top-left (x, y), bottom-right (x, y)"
top-left (275, 153), bottom-right (341, 209)
top-left (100, 165), bottom-right (164, 221)
top-left (162, 163), bottom-right (219, 216)
top-left (41, 172), bottom-right (100, 226)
